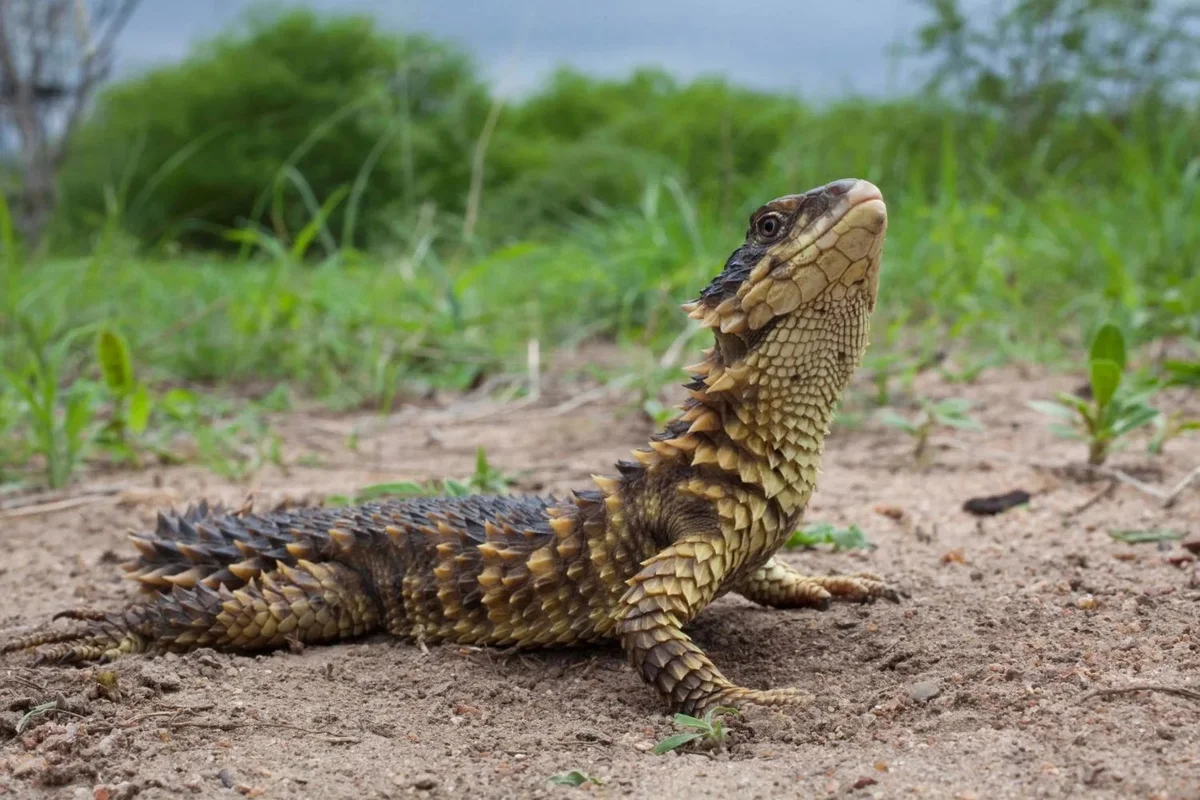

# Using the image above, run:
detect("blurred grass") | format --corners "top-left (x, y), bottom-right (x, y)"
top-left (6, 119), bottom-right (1196, 411)
top-left (1, 5), bottom-right (1198, 488)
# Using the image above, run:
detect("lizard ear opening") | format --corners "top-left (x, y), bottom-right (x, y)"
top-left (713, 329), bottom-right (747, 366)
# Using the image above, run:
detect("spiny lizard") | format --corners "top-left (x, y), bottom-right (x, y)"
top-left (3, 178), bottom-right (899, 714)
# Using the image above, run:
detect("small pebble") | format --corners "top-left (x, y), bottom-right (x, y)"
top-left (1076, 595), bottom-right (1098, 610)
top-left (909, 680), bottom-right (942, 702)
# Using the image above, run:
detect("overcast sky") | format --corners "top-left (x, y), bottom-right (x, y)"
top-left (115, 0), bottom-right (947, 99)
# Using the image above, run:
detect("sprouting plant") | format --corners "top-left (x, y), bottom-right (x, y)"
top-left (641, 397), bottom-right (675, 426)
top-left (461, 446), bottom-right (517, 494)
top-left (328, 448), bottom-right (517, 505)
top-left (785, 522), bottom-right (874, 551)
top-left (93, 327), bottom-right (152, 465)
top-left (1028, 323), bottom-right (1159, 465)
top-left (157, 390), bottom-right (284, 480)
top-left (653, 706), bottom-right (739, 755)
top-left (866, 352), bottom-right (904, 406)
top-left (3, 319), bottom-right (94, 488)
top-left (879, 397), bottom-right (982, 464)
top-left (547, 770), bottom-right (603, 787)
top-left (1147, 411), bottom-right (1200, 455)
top-left (1162, 357), bottom-right (1200, 387)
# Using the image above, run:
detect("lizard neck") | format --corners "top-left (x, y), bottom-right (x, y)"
top-left (581, 296), bottom-right (870, 564)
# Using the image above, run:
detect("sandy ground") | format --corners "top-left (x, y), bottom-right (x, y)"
top-left (1, 361), bottom-right (1198, 800)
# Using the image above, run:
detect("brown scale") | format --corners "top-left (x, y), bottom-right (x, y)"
top-left (2, 178), bottom-right (901, 715)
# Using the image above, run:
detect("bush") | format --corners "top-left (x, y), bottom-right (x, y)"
top-left (56, 7), bottom-right (489, 250)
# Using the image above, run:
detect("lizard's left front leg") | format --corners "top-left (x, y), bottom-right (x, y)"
top-left (737, 557), bottom-right (901, 609)
top-left (616, 535), bottom-right (801, 714)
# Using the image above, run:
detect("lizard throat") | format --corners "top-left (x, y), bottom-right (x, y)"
top-left (614, 291), bottom-right (872, 521)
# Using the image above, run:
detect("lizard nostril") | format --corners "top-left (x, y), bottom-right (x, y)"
top-left (824, 179), bottom-right (858, 197)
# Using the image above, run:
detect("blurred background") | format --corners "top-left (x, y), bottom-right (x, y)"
top-left (0, 0), bottom-right (1197, 487)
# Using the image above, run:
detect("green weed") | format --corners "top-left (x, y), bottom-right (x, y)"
top-left (653, 706), bottom-right (739, 755)
top-left (93, 327), bottom-right (152, 465)
top-left (1108, 529), bottom-right (1184, 545)
top-left (879, 397), bottom-right (983, 464)
top-left (1029, 323), bottom-right (1159, 465)
top-left (547, 770), bottom-right (603, 787)
top-left (1162, 358), bottom-right (1200, 387)
top-left (785, 522), bottom-right (874, 551)
top-left (326, 447), bottom-right (516, 506)
top-left (2, 320), bottom-right (95, 488)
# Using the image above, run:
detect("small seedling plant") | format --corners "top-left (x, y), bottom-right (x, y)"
top-left (94, 327), bottom-right (152, 465)
top-left (1028, 323), bottom-right (1158, 465)
top-left (878, 397), bottom-right (982, 464)
top-left (785, 522), bottom-right (874, 551)
top-left (327, 447), bottom-right (516, 506)
top-left (653, 706), bottom-right (739, 754)
top-left (547, 770), bottom-right (603, 787)
top-left (1148, 411), bottom-right (1200, 455)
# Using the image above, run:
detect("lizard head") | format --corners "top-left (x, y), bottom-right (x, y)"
top-left (683, 178), bottom-right (887, 375)
top-left (614, 179), bottom-right (887, 500)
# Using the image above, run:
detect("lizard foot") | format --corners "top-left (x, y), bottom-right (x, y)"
top-left (795, 572), bottom-right (903, 608)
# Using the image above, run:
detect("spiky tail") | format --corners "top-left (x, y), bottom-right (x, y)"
top-left (2, 559), bottom-right (380, 663)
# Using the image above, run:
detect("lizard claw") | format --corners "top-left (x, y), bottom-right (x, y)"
top-left (800, 572), bottom-right (905, 606)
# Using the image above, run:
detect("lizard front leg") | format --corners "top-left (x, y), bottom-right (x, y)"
top-left (737, 557), bottom-right (901, 609)
top-left (616, 535), bottom-right (801, 714)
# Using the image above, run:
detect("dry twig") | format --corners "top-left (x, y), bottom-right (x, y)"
top-left (1080, 684), bottom-right (1200, 704)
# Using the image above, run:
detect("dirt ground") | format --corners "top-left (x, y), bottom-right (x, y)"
top-left (2, 358), bottom-right (1198, 800)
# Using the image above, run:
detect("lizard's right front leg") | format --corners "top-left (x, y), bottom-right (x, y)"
top-left (616, 534), bottom-right (801, 714)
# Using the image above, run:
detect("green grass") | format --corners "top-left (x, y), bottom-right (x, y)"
top-left (2, 97), bottom-right (1198, 488)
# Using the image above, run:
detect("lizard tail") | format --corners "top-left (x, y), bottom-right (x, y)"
top-left (122, 500), bottom-right (349, 595)
top-left (2, 560), bottom-right (381, 664)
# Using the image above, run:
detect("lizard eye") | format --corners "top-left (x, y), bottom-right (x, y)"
top-left (755, 213), bottom-right (784, 241)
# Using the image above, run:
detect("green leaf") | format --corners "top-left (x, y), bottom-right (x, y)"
top-left (1163, 359), bottom-right (1200, 387)
top-left (1027, 399), bottom-right (1078, 421)
top-left (1053, 392), bottom-right (1094, 413)
top-left (1108, 529), bottom-right (1183, 544)
top-left (878, 410), bottom-right (918, 434)
top-left (64, 392), bottom-right (93, 442)
top-left (829, 523), bottom-right (873, 551)
top-left (548, 770), bottom-right (601, 787)
top-left (1089, 323), bottom-right (1126, 371)
top-left (1089, 358), bottom-right (1122, 409)
top-left (355, 481), bottom-right (426, 501)
top-left (1108, 404), bottom-right (1159, 437)
top-left (128, 384), bottom-right (152, 435)
top-left (671, 712), bottom-right (706, 729)
top-left (938, 415), bottom-right (984, 431)
top-left (16, 700), bottom-right (58, 734)
top-left (930, 398), bottom-right (972, 415)
top-left (291, 182), bottom-right (350, 261)
top-left (1048, 423), bottom-right (1084, 440)
top-left (95, 327), bottom-right (134, 395)
top-left (652, 732), bottom-right (703, 754)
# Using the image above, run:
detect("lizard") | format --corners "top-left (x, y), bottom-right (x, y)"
top-left (3, 178), bottom-right (898, 715)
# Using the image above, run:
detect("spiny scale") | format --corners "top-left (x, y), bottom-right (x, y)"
top-left (2, 179), bottom-right (900, 715)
